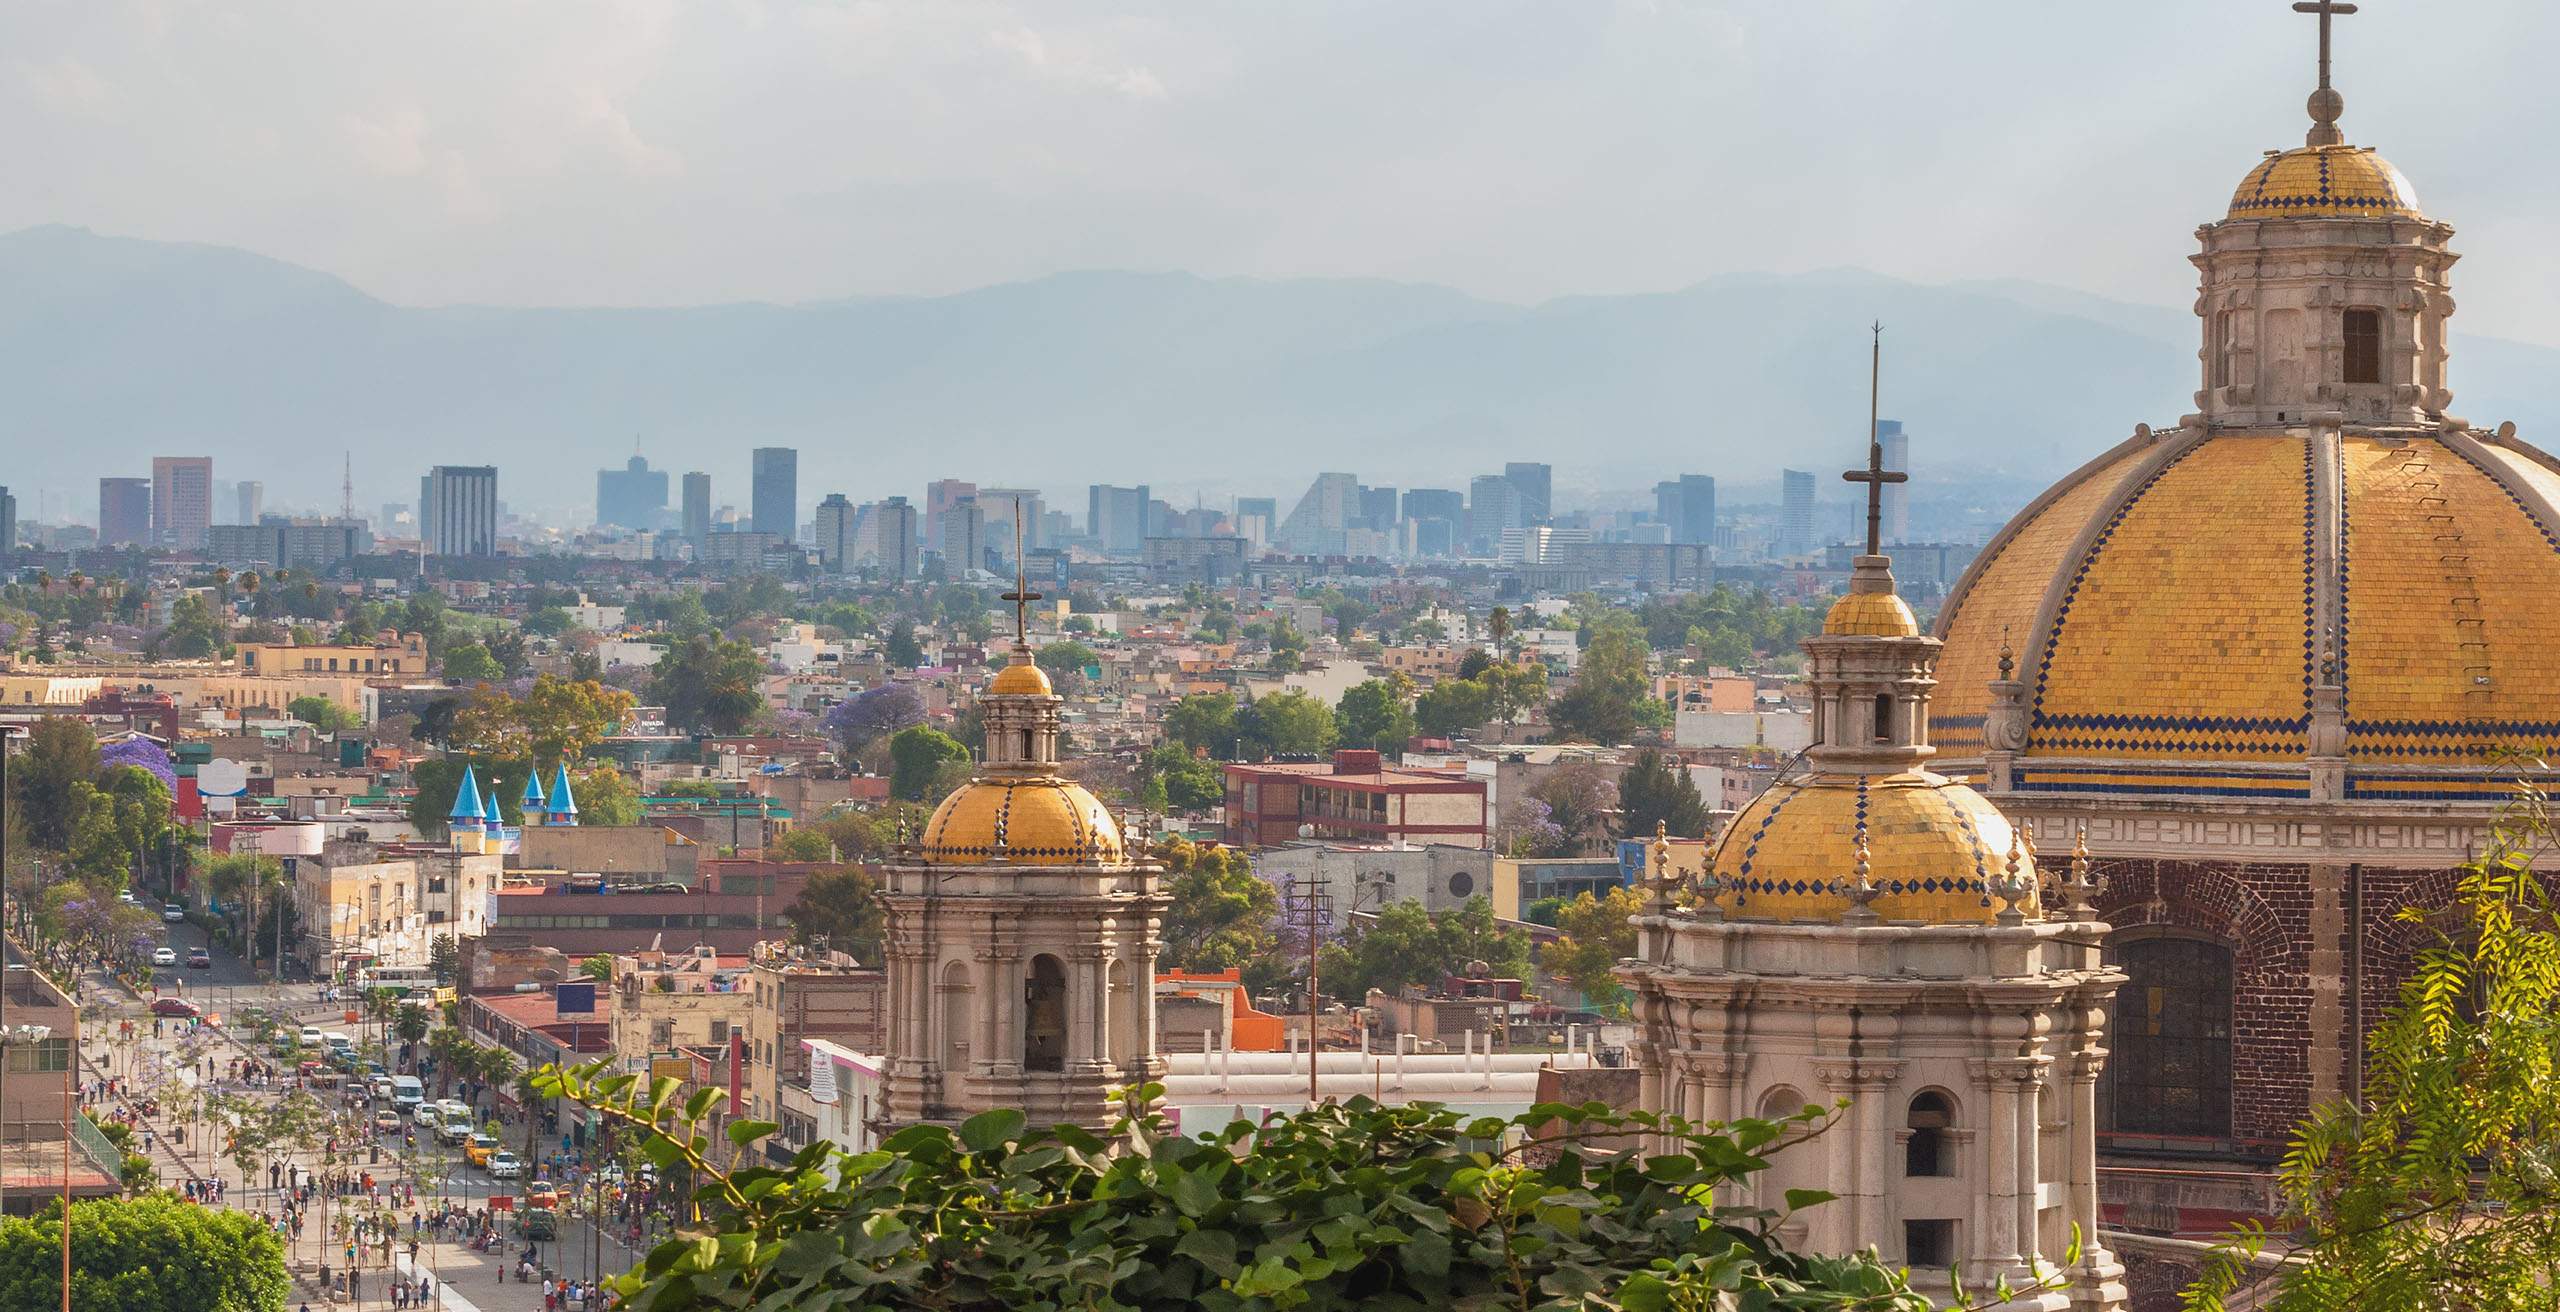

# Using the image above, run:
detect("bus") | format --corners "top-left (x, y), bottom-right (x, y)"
top-left (359, 966), bottom-right (442, 1001)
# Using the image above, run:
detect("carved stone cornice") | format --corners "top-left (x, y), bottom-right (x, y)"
top-left (2005, 796), bottom-right (2502, 868)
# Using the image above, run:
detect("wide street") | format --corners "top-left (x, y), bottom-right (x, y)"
top-left (79, 917), bottom-right (662, 1310)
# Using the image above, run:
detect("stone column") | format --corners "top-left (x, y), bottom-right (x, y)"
top-left (2307, 861), bottom-right (2347, 1107)
top-left (2014, 1057), bottom-right (2050, 1275)
top-left (1814, 1060), bottom-right (1901, 1258)
top-left (1070, 947), bottom-right (1106, 1072)
top-left (1974, 1057), bottom-right (2024, 1276)
top-left (975, 942), bottom-right (1010, 1074)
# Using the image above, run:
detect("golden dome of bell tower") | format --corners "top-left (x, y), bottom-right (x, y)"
top-left (879, 508), bottom-right (1165, 1133)
top-left (2196, 0), bottom-right (2456, 431)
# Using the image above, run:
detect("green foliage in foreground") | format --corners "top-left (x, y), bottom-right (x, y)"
top-left (0, 1194), bottom-right (287, 1311)
top-left (538, 1059), bottom-right (2059, 1312)
top-left (2187, 783), bottom-right (2560, 1312)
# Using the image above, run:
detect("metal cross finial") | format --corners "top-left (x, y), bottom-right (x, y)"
top-left (998, 495), bottom-right (1042, 648)
top-left (1841, 322), bottom-right (1905, 557)
top-left (2293, 0), bottom-right (2357, 144)
top-left (2295, 0), bottom-right (2356, 92)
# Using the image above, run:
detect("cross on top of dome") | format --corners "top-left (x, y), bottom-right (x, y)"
top-left (999, 495), bottom-right (1043, 650)
top-left (2293, 0), bottom-right (2358, 146)
top-left (1841, 322), bottom-right (1907, 558)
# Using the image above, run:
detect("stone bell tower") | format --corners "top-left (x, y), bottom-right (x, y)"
top-left (1622, 411), bottom-right (2126, 1312)
top-left (876, 538), bottom-right (1167, 1132)
top-left (2195, 0), bottom-right (2455, 431)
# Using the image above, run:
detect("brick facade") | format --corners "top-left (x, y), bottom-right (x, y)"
top-left (2091, 858), bottom-right (2459, 1155)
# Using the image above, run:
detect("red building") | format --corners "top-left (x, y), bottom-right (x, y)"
top-left (1222, 750), bottom-right (1487, 849)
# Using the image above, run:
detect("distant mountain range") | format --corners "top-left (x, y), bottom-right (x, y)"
top-left (6, 223), bottom-right (2558, 519)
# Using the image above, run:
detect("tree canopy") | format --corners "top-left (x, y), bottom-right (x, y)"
top-left (0, 1194), bottom-right (287, 1312)
top-left (1543, 886), bottom-right (1644, 1014)
top-left (888, 726), bottom-right (972, 802)
top-left (287, 694), bottom-right (356, 732)
top-left (1165, 693), bottom-right (1243, 759)
top-left (652, 634), bottom-right (766, 735)
top-left (2188, 788), bottom-right (2560, 1310)
top-left (782, 865), bottom-right (888, 962)
top-left (1247, 690), bottom-right (1337, 759)
top-left (826, 683), bottom-right (927, 758)
top-left (535, 1060), bottom-right (1951, 1312)
top-left (1318, 896), bottom-right (1530, 1001)
top-left (1336, 678), bottom-right (1418, 754)
top-left (1157, 838), bottom-right (1284, 993)
top-left (1546, 613), bottom-right (1662, 744)
top-left (1614, 749), bottom-right (1708, 840)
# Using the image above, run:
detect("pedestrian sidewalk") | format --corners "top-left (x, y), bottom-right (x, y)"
top-left (394, 1253), bottom-right (482, 1312)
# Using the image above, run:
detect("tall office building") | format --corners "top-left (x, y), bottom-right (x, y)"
top-left (1779, 469), bottom-right (1817, 557)
top-left (681, 472), bottom-right (712, 541)
top-left (1273, 473), bottom-right (1359, 555)
top-left (1654, 474), bottom-right (1717, 546)
top-left (937, 499), bottom-right (986, 575)
top-left (0, 487), bottom-right (15, 568)
top-left (750, 448), bottom-right (798, 538)
top-left (597, 456), bottom-right (670, 530)
top-left (235, 481), bottom-right (264, 526)
top-left (1231, 496), bottom-right (1278, 551)
top-left (979, 488), bottom-right (1045, 560)
top-left (1503, 462), bottom-right (1553, 524)
top-left (99, 477), bottom-right (152, 547)
top-left (1358, 485), bottom-right (1400, 532)
top-left (1088, 484), bottom-right (1152, 554)
top-left (151, 456), bottom-right (214, 550)
top-left (1465, 474), bottom-right (1524, 555)
top-left (1400, 488), bottom-right (1463, 523)
top-left (421, 465), bottom-right (500, 557)
top-left (814, 493), bottom-right (857, 572)
top-left (1876, 420), bottom-right (1910, 543)
top-left (925, 480), bottom-right (980, 554)
top-left (865, 497), bottom-right (920, 580)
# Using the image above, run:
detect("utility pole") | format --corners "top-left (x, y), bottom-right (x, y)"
top-left (1297, 867), bottom-right (1332, 1108)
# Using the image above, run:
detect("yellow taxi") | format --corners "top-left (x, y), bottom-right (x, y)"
top-left (464, 1134), bottom-right (499, 1168)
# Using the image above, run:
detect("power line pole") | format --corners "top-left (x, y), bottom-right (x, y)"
top-left (1298, 870), bottom-right (1331, 1107)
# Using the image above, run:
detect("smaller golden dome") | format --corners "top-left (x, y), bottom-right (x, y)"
top-left (918, 776), bottom-right (1125, 866)
top-left (2228, 144), bottom-right (2420, 220)
top-left (988, 660), bottom-right (1053, 695)
top-left (1823, 590), bottom-right (1920, 637)
top-left (1708, 771), bottom-right (2034, 925)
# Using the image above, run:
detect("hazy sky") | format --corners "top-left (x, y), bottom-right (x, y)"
top-left (10, 0), bottom-right (2560, 344)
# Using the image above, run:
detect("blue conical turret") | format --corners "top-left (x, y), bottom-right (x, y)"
top-left (520, 769), bottom-right (548, 827)
top-left (448, 765), bottom-right (484, 822)
top-left (549, 764), bottom-right (579, 827)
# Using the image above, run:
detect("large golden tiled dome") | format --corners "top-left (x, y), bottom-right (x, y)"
top-left (1708, 771), bottom-right (2033, 925)
top-left (1934, 429), bottom-right (2560, 799)
top-left (2228, 144), bottom-right (2420, 220)
top-left (918, 776), bottom-right (1125, 865)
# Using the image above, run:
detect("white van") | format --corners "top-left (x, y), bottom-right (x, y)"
top-left (390, 1076), bottom-right (425, 1111)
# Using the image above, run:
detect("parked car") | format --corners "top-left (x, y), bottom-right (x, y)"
top-left (150, 997), bottom-right (200, 1018)
top-left (486, 1151), bottom-right (523, 1180)
top-left (150, 948), bottom-right (176, 967)
top-left (185, 949), bottom-right (211, 969)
